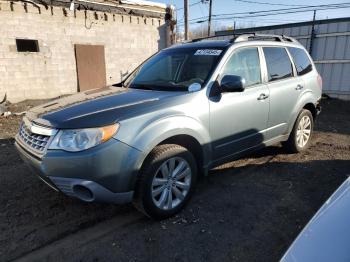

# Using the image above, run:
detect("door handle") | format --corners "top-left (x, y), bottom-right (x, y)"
top-left (295, 84), bottom-right (304, 90)
top-left (257, 93), bottom-right (269, 100)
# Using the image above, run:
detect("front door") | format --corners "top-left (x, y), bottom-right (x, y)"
top-left (209, 47), bottom-right (269, 161)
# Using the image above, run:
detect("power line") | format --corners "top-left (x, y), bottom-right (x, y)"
top-left (176, 15), bottom-right (322, 26)
top-left (234, 0), bottom-right (308, 7)
top-left (198, 3), bottom-right (350, 21)
top-left (176, 1), bottom-right (350, 35)
top-left (194, 5), bottom-right (350, 24)
top-left (176, 17), bottom-right (309, 29)
top-left (177, 6), bottom-right (350, 26)
top-left (177, 2), bottom-right (350, 23)
top-left (215, 4), bottom-right (350, 18)
top-left (177, 0), bottom-right (203, 11)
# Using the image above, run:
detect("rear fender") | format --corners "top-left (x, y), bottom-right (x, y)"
top-left (287, 90), bottom-right (317, 134)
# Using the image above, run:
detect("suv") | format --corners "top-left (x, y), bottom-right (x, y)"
top-left (15, 34), bottom-right (322, 219)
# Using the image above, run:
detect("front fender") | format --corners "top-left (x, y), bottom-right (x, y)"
top-left (117, 114), bottom-right (212, 172)
top-left (133, 115), bottom-right (211, 165)
top-left (117, 115), bottom-right (212, 189)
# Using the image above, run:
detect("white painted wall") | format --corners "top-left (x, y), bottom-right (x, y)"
top-left (0, 0), bottom-right (168, 102)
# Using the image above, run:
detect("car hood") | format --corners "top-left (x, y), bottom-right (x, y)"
top-left (281, 177), bottom-right (350, 262)
top-left (26, 86), bottom-right (182, 129)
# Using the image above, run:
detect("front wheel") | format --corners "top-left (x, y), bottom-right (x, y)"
top-left (133, 144), bottom-right (197, 219)
top-left (283, 109), bottom-right (314, 153)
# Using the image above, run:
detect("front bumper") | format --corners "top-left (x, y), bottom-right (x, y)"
top-left (15, 138), bottom-right (144, 204)
top-left (49, 177), bottom-right (133, 204)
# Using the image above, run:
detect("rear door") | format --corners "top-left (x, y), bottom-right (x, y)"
top-left (209, 47), bottom-right (270, 161)
top-left (288, 46), bottom-right (318, 95)
top-left (262, 47), bottom-right (303, 140)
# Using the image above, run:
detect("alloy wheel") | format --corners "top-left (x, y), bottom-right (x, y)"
top-left (296, 115), bottom-right (312, 148)
top-left (151, 157), bottom-right (192, 210)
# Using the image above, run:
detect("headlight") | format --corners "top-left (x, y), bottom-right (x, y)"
top-left (49, 123), bottom-right (119, 152)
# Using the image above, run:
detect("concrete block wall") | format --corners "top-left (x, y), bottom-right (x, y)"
top-left (0, 0), bottom-right (167, 102)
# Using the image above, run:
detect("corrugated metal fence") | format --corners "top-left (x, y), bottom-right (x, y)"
top-left (216, 17), bottom-right (350, 100)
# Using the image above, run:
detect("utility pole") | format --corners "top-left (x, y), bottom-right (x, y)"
top-left (309, 10), bottom-right (316, 56)
top-left (207, 0), bottom-right (213, 36)
top-left (184, 0), bottom-right (189, 40)
top-left (175, 6), bottom-right (179, 42)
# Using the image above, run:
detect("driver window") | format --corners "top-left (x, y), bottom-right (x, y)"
top-left (222, 48), bottom-right (261, 88)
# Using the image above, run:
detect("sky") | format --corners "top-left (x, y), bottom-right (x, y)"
top-left (152, 0), bottom-right (350, 33)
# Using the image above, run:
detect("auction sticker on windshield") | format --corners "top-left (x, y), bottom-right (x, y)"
top-left (194, 49), bottom-right (222, 56)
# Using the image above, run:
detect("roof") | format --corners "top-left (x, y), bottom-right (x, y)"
top-left (170, 33), bottom-right (304, 51)
top-left (167, 40), bottom-right (232, 50)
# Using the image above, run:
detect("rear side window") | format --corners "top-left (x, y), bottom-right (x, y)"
top-left (288, 47), bottom-right (313, 76)
top-left (263, 47), bottom-right (293, 82)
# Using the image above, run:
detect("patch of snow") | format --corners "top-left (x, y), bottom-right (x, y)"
top-left (120, 0), bottom-right (167, 9)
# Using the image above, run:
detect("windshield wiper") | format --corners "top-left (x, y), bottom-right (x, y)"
top-left (130, 84), bottom-right (155, 90)
top-left (129, 81), bottom-right (188, 91)
top-left (112, 82), bottom-right (123, 87)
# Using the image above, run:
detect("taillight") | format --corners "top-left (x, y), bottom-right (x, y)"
top-left (317, 75), bottom-right (323, 90)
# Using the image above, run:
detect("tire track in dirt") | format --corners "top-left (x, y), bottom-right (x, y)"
top-left (13, 212), bottom-right (144, 262)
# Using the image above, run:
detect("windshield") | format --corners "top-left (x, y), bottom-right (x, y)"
top-left (124, 48), bottom-right (225, 91)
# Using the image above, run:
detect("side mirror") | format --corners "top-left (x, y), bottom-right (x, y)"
top-left (220, 75), bottom-right (245, 93)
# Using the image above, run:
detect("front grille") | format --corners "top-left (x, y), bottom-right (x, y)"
top-left (18, 122), bottom-right (52, 155)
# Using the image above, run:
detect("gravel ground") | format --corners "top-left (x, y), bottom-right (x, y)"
top-left (0, 98), bottom-right (349, 262)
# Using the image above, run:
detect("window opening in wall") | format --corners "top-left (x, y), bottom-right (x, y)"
top-left (16, 39), bottom-right (39, 52)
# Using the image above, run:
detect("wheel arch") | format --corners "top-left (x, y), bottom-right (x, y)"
top-left (303, 102), bottom-right (317, 120)
top-left (157, 134), bottom-right (205, 174)
top-left (287, 92), bottom-right (318, 135)
top-left (131, 133), bottom-right (208, 199)
top-left (128, 116), bottom-right (212, 190)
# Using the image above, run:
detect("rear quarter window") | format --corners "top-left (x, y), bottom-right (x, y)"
top-left (288, 47), bottom-right (313, 76)
top-left (263, 47), bottom-right (293, 82)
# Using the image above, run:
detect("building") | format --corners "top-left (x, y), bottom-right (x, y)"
top-left (0, 0), bottom-right (174, 103)
top-left (216, 17), bottom-right (350, 100)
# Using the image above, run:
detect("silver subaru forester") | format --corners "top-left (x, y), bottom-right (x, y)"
top-left (15, 33), bottom-right (322, 219)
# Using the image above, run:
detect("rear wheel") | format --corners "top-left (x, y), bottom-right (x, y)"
top-left (133, 144), bottom-right (197, 219)
top-left (283, 109), bottom-right (314, 153)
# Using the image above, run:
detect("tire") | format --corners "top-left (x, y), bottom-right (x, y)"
top-left (133, 144), bottom-right (197, 220)
top-left (283, 109), bottom-right (314, 153)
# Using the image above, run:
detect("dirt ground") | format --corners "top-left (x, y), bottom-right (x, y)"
top-left (0, 98), bottom-right (349, 262)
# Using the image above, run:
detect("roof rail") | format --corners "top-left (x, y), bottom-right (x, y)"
top-left (188, 32), bottom-right (296, 44)
top-left (190, 33), bottom-right (241, 42)
top-left (233, 33), bottom-right (296, 43)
